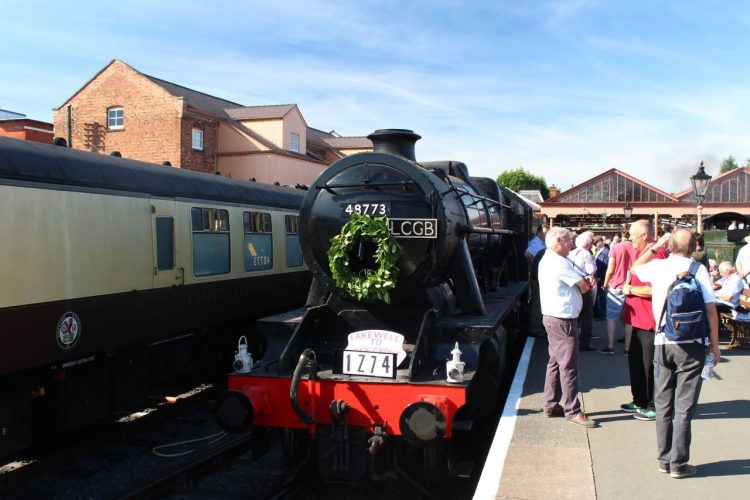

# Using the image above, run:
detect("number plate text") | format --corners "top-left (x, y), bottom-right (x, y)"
top-left (341, 202), bottom-right (391, 217)
top-left (335, 350), bottom-right (397, 378)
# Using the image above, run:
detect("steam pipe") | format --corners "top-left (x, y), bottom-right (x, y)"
top-left (457, 224), bottom-right (515, 236)
top-left (290, 349), bottom-right (316, 424)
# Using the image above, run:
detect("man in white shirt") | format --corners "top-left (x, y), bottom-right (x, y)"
top-left (538, 227), bottom-right (597, 428)
top-left (632, 229), bottom-right (720, 479)
top-left (715, 261), bottom-right (745, 313)
top-left (735, 235), bottom-right (750, 283)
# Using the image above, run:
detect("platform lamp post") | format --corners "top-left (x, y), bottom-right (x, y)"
top-left (623, 201), bottom-right (633, 220)
top-left (690, 162), bottom-right (712, 233)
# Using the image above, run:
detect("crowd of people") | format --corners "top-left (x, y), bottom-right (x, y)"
top-left (526, 221), bottom-right (741, 479)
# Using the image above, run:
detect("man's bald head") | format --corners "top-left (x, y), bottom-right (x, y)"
top-left (629, 219), bottom-right (650, 238)
top-left (629, 219), bottom-right (652, 249)
top-left (669, 228), bottom-right (696, 256)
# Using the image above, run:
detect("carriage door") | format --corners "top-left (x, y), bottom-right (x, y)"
top-left (151, 198), bottom-right (182, 288)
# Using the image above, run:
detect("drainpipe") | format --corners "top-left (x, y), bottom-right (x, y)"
top-left (66, 105), bottom-right (72, 147)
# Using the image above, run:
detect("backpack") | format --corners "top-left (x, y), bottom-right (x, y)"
top-left (658, 260), bottom-right (708, 343)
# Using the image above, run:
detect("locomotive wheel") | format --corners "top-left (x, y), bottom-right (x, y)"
top-left (283, 428), bottom-right (312, 470)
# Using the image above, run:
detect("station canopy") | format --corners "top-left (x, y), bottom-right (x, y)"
top-left (539, 167), bottom-right (750, 232)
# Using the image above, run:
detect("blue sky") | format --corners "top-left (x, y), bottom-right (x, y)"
top-left (2, 0), bottom-right (750, 193)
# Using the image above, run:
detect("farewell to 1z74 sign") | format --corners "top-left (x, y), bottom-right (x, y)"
top-left (336, 330), bottom-right (407, 378)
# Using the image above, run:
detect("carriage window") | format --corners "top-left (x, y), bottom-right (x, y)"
top-left (243, 212), bottom-right (273, 271)
top-left (155, 217), bottom-right (174, 270)
top-left (191, 207), bottom-right (230, 276)
top-left (285, 214), bottom-right (303, 268)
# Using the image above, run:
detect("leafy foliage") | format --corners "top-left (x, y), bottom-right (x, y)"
top-left (327, 213), bottom-right (402, 303)
top-left (496, 167), bottom-right (550, 199)
top-left (720, 155), bottom-right (738, 173)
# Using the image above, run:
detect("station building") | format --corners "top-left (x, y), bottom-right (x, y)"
top-left (53, 59), bottom-right (371, 185)
top-left (539, 167), bottom-right (750, 236)
top-left (0, 109), bottom-right (53, 144)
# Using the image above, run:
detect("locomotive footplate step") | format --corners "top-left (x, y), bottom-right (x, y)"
top-left (257, 308), bottom-right (306, 328)
top-left (431, 281), bottom-right (527, 335)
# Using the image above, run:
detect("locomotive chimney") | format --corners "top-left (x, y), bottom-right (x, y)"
top-left (367, 129), bottom-right (421, 162)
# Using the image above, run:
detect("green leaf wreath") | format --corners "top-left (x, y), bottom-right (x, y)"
top-left (327, 213), bottom-right (402, 303)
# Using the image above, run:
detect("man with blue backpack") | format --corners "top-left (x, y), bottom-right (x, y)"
top-left (631, 228), bottom-right (720, 479)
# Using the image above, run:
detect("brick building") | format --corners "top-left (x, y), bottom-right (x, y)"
top-left (54, 59), bottom-right (371, 184)
top-left (0, 109), bottom-right (53, 143)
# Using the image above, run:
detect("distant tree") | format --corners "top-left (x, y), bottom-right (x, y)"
top-left (744, 157), bottom-right (750, 168)
top-left (720, 155), bottom-right (738, 173)
top-left (496, 167), bottom-right (550, 199)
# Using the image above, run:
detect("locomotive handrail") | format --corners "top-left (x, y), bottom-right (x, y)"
top-left (318, 180), bottom-right (416, 191)
top-left (441, 185), bottom-right (512, 210)
top-left (456, 224), bottom-right (515, 236)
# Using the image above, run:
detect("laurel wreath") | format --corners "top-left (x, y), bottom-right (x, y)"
top-left (327, 213), bottom-right (402, 303)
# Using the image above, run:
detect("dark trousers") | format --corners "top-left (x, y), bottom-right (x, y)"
top-left (628, 328), bottom-right (655, 409)
top-left (542, 316), bottom-right (581, 418)
top-left (594, 283), bottom-right (607, 318)
top-left (654, 342), bottom-right (705, 472)
top-left (529, 278), bottom-right (545, 337)
top-left (579, 290), bottom-right (594, 347)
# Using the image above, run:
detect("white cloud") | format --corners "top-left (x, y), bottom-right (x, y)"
top-left (3, 0), bottom-right (750, 197)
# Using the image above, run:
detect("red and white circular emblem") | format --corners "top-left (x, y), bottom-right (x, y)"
top-left (56, 312), bottom-right (81, 350)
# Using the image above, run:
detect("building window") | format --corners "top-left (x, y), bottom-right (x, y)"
top-left (192, 128), bottom-right (204, 151)
top-left (243, 212), bottom-right (273, 271)
top-left (290, 132), bottom-right (299, 153)
top-left (107, 107), bottom-right (123, 130)
top-left (191, 207), bottom-right (230, 276)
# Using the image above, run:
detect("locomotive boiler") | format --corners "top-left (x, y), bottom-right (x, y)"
top-left (216, 129), bottom-right (530, 491)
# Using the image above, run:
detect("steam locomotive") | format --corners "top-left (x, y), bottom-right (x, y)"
top-left (0, 137), bottom-right (310, 457)
top-left (215, 129), bottom-right (532, 491)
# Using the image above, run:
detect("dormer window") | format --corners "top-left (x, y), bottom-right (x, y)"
top-left (192, 128), bottom-right (204, 151)
top-left (290, 132), bottom-right (299, 153)
top-left (107, 107), bottom-right (123, 130)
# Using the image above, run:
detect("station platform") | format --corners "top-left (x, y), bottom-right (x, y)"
top-left (474, 319), bottom-right (750, 499)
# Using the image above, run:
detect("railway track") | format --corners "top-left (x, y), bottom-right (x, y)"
top-left (121, 431), bottom-right (254, 499)
top-left (1, 369), bottom-right (512, 500)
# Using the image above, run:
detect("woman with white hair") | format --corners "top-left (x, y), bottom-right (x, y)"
top-left (569, 231), bottom-right (597, 351)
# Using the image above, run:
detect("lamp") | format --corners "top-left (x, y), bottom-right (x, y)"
top-left (623, 202), bottom-right (633, 219)
top-left (690, 161), bottom-right (712, 232)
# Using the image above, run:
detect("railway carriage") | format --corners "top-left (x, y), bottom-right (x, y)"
top-left (0, 137), bottom-right (310, 457)
top-left (216, 129), bottom-right (531, 492)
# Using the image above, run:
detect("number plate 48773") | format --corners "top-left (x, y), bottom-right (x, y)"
top-left (340, 202), bottom-right (391, 217)
top-left (334, 350), bottom-right (397, 379)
